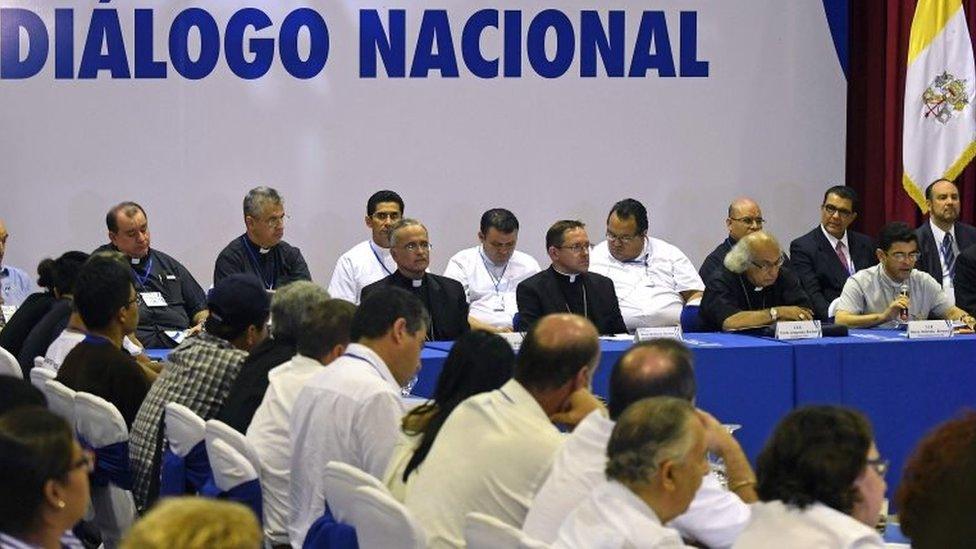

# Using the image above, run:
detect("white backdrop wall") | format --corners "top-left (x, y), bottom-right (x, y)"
top-left (1, 1), bottom-right (846, 288)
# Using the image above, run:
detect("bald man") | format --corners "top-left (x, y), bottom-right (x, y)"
top-left (0, 218), bottom-right (35, 308)
top-left (915, 179), bottom-right (976, 304)
top-left (700, 198), bottom-right (790, 283)
top-left (405, 314), bottom-right (605, 548)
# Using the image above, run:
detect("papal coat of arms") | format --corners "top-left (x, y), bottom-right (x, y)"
top-left (922, 71), bottom-right (971, 124)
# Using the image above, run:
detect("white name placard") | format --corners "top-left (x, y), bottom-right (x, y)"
top-left (634, 326), bottom-right (683, 342)
top-left (774, 320), bottom-right (822, 340)
top-left (907, 320), bottom-right (954, 339)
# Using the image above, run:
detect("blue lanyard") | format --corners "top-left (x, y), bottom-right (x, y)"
top-left (241, 236), bottom-right (276, 290)
top-left (479, 248), bottom-right (508, 295)
top-left (371, 244), bottom-right (393, 276)
top-left (82, 334), bottom-right (113, 345)
top-left (134, 256), bottom-right (154, 288)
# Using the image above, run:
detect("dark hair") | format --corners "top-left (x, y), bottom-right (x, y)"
top-left (608, 340), bottom-right (696, 420)
top-left (545, 220), bottom-right (586, 249)
top-left (350, 287), bottom-right (429, 341)
top-left (897, 411), bottom-right (976, 548)
top-left (877, 222), bottom-right (918, 252)
top-left (105, 201), bottom-right (147, 233)
top-left (367, 190), bottom-right (404, 216)
top-left (0, 377), bottom-right (46, 416)
top-left (479, 208), bottom-right (519, 234)
top-left (0, 407), bottom-right (75, 536)
top-left (401, 331), bottom-right (514, 481)
top-left (605, 397), bottom-right (696, 484)
top-left (73, 255), bottom-right (133, 330)
top-left (52, 251), bottom-right (90, 297)
top-left (607, 198), bottom-right (649, 235)
top-left (823, 186), bottom-right (859, 212)
top-left (296, 299), bottom-right (356, 358)
top-left (756, 405), bottom-right (872, 514)
top-left (514, 318), bottom-right (599, 391)
top-left (36, 258), bottom-right (56, 291)
top-left (924, 178), bottom-right (955, 200)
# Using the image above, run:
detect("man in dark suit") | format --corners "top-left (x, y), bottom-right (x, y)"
top-left (361, 219), bottom-right (469, 341)
top-left (516, 220), bottom-right (626, 335)
top-left (699, 198), bottom-right (789, 282)
top-left (952, 243), bottom-right (976, 315)
top-left (789, 186), bottom-right (877, 320)
top-left (915, 179), bottom-right (976, 301)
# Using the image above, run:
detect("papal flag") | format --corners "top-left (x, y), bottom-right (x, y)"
top-left (903, 0), bottom-right (976, 211)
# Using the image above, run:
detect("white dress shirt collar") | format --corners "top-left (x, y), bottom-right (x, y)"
top-left (342, 342), bottom-right (400, 391)
top-left (820, 224), bottom-right (850, 251)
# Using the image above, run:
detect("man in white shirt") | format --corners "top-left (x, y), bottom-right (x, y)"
top-left (443, 208), bottom-right (541, 332)
top-left (590, 199), bottom-right (703, 331)
top-left (288, 286), bottom-right (428, 545)
top-left (328, 190), bottom-right (404, 303)
top-left (554, 397), bottom-right (709, 549)
top-left (404, 313), bottom-right (606, 548)
top-left (247, 285), bottom-right (355, 547)
top-left (524, 339), bottom-right (755, 548)
top-left (0, 218), bottom-right (35, 308)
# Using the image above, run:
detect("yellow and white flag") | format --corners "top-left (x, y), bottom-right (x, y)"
top-left (903, 0), bottom-right (976, 211)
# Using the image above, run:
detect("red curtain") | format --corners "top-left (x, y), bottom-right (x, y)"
top-left (847, 0), bottom-right (976, 236)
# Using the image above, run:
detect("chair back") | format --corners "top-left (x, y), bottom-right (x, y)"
top-left (465, 512), bottom-right (551, 549)
top-left (680, 304), bottom-right (703, 333)
top-left (347, 486), bottom-right (426, 549)
top-left (0, 346), bottom-right (22, 379)
top-left (322, 461), bottom-right (387, 522)
top-left (204, 438), bottom-right (263, 523)
top-left (165, 403), bottom-right (206, 457)
top-left (30, 366), bottom-right (55, 391)
top-left (44, 380), bottom-right (77, 427)
top-left (205, 419), bottom-right (262, 474)
top-left (160, 403), bottom-right (210, 497)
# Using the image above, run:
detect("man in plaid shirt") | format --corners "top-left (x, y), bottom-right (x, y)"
top-left (129, 273), bottom-right (271, 509)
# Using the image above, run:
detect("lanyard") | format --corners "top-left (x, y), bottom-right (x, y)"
top-left (343, 352), bottom-right (389, 381)
top-left (479, 248), bottom-right (508, 295)
top-left (82, 334), bottom-right (113, 345)
top-left (134, 256), bottom-right (154, 288)
top-left (241, 236), bottom-right (276, 290)
top-left (371, 244), bottom-right (393, 276)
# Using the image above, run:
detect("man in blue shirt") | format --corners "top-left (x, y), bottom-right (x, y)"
top-left (0, 218), bottom-right (35, 308)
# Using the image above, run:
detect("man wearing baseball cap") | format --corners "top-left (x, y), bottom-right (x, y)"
top-left (129, 273), bottom-right (272, 509)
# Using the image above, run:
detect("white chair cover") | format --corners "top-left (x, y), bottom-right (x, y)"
top-left (205, 419), bottom-right (262, 477)
top-left (44, 380), bottom-right (77, 427)
top-left (347, 486), bottom-right (427, 549)
top-left (74, 392), bottom-right (136, 549)
top-left (207, 438), bottom-right (259, 492)
top-left (164, 403), bottom-right (206, 457)
top-left (30, 366), bottom-right (55, 391)
top-left (0, 346), bottom-right (22, 379)
top-left (322, 461), bottom-right (388, 522)
top-left (465, 512), bottom-right (551, 549)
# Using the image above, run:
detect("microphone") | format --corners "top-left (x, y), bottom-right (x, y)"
top-left (899, 284), bottom-right (909, 323)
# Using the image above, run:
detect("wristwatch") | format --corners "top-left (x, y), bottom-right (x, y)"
top-left (769, 307), bottom-right (778, 321)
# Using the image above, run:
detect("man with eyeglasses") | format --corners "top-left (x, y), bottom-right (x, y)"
top-left (361, 218), bottom-right (470, 341)
top-left (516, 220), bottom-right (626, 335)
top-left (700, 231), bottom-right (813, 331)
top-left (214, 186), bottom-right (311, 289)
top-left (699, 198), bottom-right (789, 282)
top-left (835, 222), bottom-right (975, 329)
top-left (789, 186), bottom-right (877, 320)
top-left (328, 190), bottom-right (405, 303)
top-left (590, 199), bottom-right (703, 331)
top-left (443, 208), bottom-right (541, 333)
top-left (914, 179), bottom-right (976, 304)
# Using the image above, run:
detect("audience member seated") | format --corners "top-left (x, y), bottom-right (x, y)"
top-left (15, 251), bottom-right (89, 375)
top-left (328, 190), bottom-right (404, 303)
top-left (0, 257), bottom-right (56, 357)
top-left (214, 186), bottom-right (311, 289)
top-left (443, 208), bottom-right (541, 332)
top-left (0, 217), bottom-right (36, 307)
top-left (55, 255), bottom-right (152, 428)
top-left (789, 186), bottom-right (877, 320)
top-left (701, 231), bottom-right (813, 331)
top-left (896, 411), bottom-right (976, 549)
top-left (121, 497), bottom-right (261, 549)
top-left (217, 281), bottom-right (312, 433)
top-left (289, 286), bottom-right (428, 545)
top-left (0, 376), bottom-right (46, 415)
top-left (130, 274), bottom-right (271, 510)
top-left (834, 222), bottom-right (976, 329)
top-left (405, 313), bottom-right (605, 548)
top-left (0, 408), bottom-right (92, 549)
top-left (700, 198), bottom-right (789, 282)
top-left (553, 397), bottom-right (708, 548)
top-left (247, 291), bottom-right (354, 547)
top-left (383, 329), bottom-right (515, 500)
top-left (361, 219), bottom-right (470, 341)
top-left (590, 199), bottom-right (704, 331)
top-left (96, 201), bottom-right (209, 348)
top-left (914, 179), bottom-right (976, 301)
top-left (524, 339), bottom-right (754, 547)
top-left (516, 220), bottom-right (627, 335)
top-left (732, 405), bottom-right (886, 548)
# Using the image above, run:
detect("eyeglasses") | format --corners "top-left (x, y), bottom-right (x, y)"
top-left (606, 231), bottom-right (643, 244)
top-left (558, 243), bottom-right (594, 254)
top-left (401, 242), bottom-right (431, 253)
top-left (750, 257), bottom-right (785, 271)
top-left (371, 211), bottom-right (401, 222)
top-left (866, 456), bottom-right (889, 477)
top-left (822, 204), bottom-right (854, 218)
top-left (730, 216), bottom-right (765, 227)
top-left (65, 449), bottom-right (96, 476)
top-left (265, 214), bottom-right (289, 228)
top-left (886, 251), bottom-right (920, 262)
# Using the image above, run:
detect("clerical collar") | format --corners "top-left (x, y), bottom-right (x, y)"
top-left (245, 235), bottom-right (272, 254)
top-left (552, 266), bottom-right (580, 283)
top-left (395, 270), bottom-right (425, 287)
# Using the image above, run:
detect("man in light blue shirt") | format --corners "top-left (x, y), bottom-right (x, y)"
top-left (0, 219), bottom-right (35, 307)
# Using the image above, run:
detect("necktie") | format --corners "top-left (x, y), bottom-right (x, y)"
top-left (942, 232), bottom-right (956, 278)
top-left (835, 241), bottom-right (852, 276)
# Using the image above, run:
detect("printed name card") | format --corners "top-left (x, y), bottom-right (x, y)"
top-left (774, 320), bottom-right (822, 340)
top-left (499, 332), bottom-right (525, 350)
top-left (906, 320), bottom-right (953, 339)
top-left (634, 326), bottom-right (683, 342)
